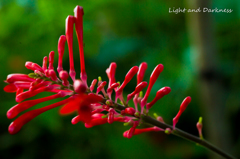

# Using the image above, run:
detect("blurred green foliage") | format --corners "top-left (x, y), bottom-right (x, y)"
top-left (0, 0), bottom-right (239, 158)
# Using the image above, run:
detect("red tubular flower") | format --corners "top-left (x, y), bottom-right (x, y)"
top-left (141, 64), bottom-right (164, 113)
top-left (96, 81), bottom-right (107, 94)
top-left (57, 35), bottom-right (66, 73)
top-left (15, 85), bottom-right (54, 103)
top-left (65, 15), bottom-right (76, 81)
top-left (127, 81), bottom-right (148, 103)
top-left (123, 126), bottom-right (163, 138)
top-left (74, 6), bottom-right (87, 84)
top-left (6, 74), bottom-right (35, 83)
top-left (107, 83), bottom-right (119, 100)
top-left (121, 107), bottom-right (136, 116)
top-left (8, 97), bottom-right (73, 135)
top-left (106, 62), bottom-right (117, 88)
top-left (137, 62), bottom-right (148, 85)
top-left (84, 113), bottom-right (126, 128)
top-left (123, 120), bottom-right (139, 139)
top-left (108, 108), bottom-right (115, 124)
top-left (172, 96), bottom-right (191, 129)
top-left (48, 51), bottom-right (55, 70)
top-left (42, 56), bottom-right (48, 72)
top-left (25, 62), bottom-right (44, 73)
top-left (115, 66), bottom-right (139, 103)
top-left (146, 87), bottom-right (171, 110)
top-left (90, 79), bottom-right (97, 92)
top-left (7, 91), bottom-right (68, 119)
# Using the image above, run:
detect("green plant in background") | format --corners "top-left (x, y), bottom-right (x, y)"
top-left (3, 5), bottom-right (237, 159)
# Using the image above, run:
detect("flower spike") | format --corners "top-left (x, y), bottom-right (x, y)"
top-left (172, 96), bottom-right (191, 129)
top-left (66, 15), bottom-right (76, 81)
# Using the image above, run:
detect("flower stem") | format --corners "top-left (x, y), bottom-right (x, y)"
top-left (112, 100), bottom-right (236, 159)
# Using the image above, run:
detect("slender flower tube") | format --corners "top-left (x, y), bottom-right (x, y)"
top-left (106, 62), bottom-right (117, 88)
top-left (25, 62), bottom-right (44, 73)
top-left (107, 83), bottom-right (119, 100)
top-left (74, 6), bottom-right (87, 84)
top-left (57, 35), bottom-right (66, 73)
top-left (96, 81), bottom-right (107, 94)
top-left (127, 82), bottom-right (148, 103)
top-left (146, 87), bottom-right (171, 110)
top-left (115, 66), bottom-right (139, 103)
top-left (90, 79), bottom-right (97, 92)
top-left (141, 64), bottom-right (164, 113)
top-left (137, 62), bottom-right (148, 85)
top-left (66, 15), bottom-right (76, 81)
top-left (108, 108), bottom-right (115, 124)
top-left (123, 126), bottom-right (163, 137)
top-left (172, 96), bottom-right (191, 129)
top-left (7, 91), bottom-right (69, 119)
top-left (8, 97), bottom-right (73, 135)
top-left (48, 51), bottom-right (55, 70)
top-left (42, 56), bottom-right (48, 72)
top-left (16, 85), bottom-right (54, 102)
top-left (6, 74), bottom-right (35, 83)
top-left (123, 120), bottom-right (139, 139)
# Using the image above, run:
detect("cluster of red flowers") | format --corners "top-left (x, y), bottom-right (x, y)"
top-left (4, 6), bottom-right (192, 138)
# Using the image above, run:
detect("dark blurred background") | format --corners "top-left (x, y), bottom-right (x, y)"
top-left (0, 0), bottom-right (239, 159)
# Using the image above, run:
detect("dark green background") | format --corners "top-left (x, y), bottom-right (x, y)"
top-left (0, 0), bottom-right (239, 159)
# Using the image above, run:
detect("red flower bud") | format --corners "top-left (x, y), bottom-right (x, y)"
top-left (48, 51), bottom-right (55, 70)
top-left (74, 5), bottom-right (87, 84)
top-left (66, 15), bottom-right (76, 81)
top-left (127, 82), bottom-right (148, 103)
top-left (90, 79), bottom-right (97, 92)
top-left (96, 81), bottom-right (107, 94)
top-left (172, 96), bottom-right (191, 129)
top-left (8, 97), bottom-right (72, 135)
top-left (106, 62), bottom-right (117, 88)
top-left (42, 56), bottom-right (48, 72)
top-left (146, 87), bottom-right (171, 110)
top-left (73, 80), bottom-right (87, 94)
top-left (137, 62), bottom-right (148, 84)
top-left (57, 35), bottom-right (66, 73)
top-left (6, 74), bottom-right (35, 83)
top-left (116, 66), bottom-right (138, 99)
top-left (141, 64), bottom-right (164, 113)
